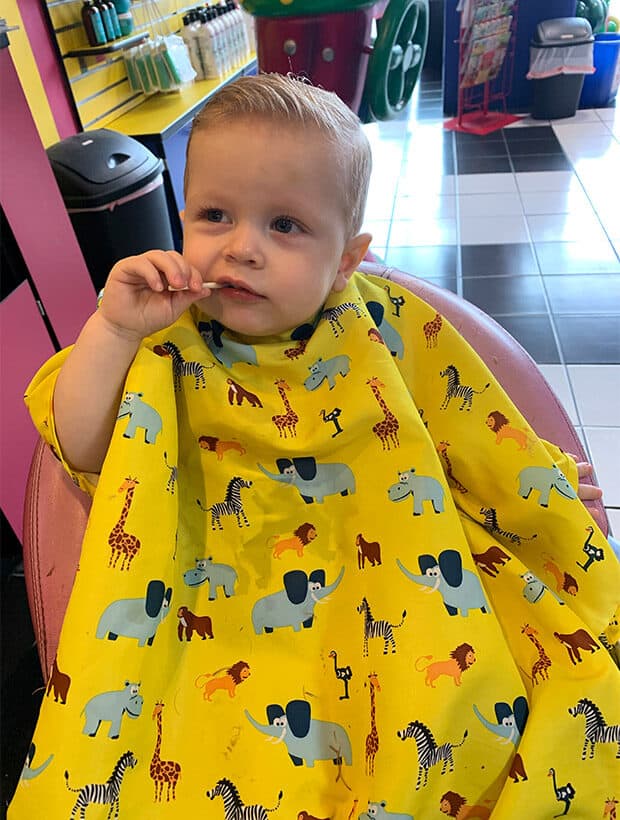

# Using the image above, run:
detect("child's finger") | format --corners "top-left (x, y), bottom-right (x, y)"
top-left (578, 482), bottom-right (603, 501)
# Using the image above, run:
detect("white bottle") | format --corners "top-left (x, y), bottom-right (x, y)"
top-left (182, 12), bottom-right (204, 79)
top-left (205, 8), bottom-right (225, 77)
top-left (240, 7), bottom-right (256, 54)
top-left (228, 1), bottom-right (248, 63)
top-left (197, 10), bottom-right (217, 78)
top-left (213, 3), bottom-right (234, 72)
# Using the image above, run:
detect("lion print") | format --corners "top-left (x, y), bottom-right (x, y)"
top-left (195, 661), bottom-right (251, 701)
top-left (485, 411), bottom-right (534, 452)
top-left (415, 643), bottom-right (476, 688)
top-left (267, 523), bottom-right (317, 559)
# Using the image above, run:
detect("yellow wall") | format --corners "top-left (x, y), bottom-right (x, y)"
top-left (4, 0), bottom-right (60, 147)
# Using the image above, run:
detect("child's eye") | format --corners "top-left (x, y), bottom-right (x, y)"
top-left (272, 216), bottom-right (300, 234)
top-left (206, 208), bottom-right (225, 223)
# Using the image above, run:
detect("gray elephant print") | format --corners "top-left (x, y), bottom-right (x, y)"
top-left (304, 355), bottom-right (351, 391)
top-left (388, 468), bottom-right (444, 516)
top-left (258, 457), bottom-right (355, 504)
top-left (96, 579), bottom-right (172, 646)
top-left (117, 391), bottom-right (162, 444)
top-left (82, 681), bottom-right (143, 739)
top-left (245, 699), bottom-right (352, 767)
top-left (365, 301), bottom-right (405, 359)
top-left (183, 556), bottom-right (238, 599)
top-left (517, 464), bottom-right (577, 507)
top-left (397, 550), bottom-right (490, 616)
top-left (359, 801), bottom-right (413, 820)
top-left (252, 567), bottom-right (344, 634)
top-left (473, 696), bottom-right (529, 783)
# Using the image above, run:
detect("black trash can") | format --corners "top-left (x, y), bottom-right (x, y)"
top-left (47, 129), bottom-right (174, 292)
top-left (528, 18), bottom-right (594, 120)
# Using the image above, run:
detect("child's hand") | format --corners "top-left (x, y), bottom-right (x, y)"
top-left (567, 453), bottom-right (605, 529)
top-left (98, 250), bottom-right (208, 341)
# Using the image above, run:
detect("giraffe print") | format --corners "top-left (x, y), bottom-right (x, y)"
top-left (367, 376), bottom-right (399, 451)
top-left (150, 702), bottom-right (181, 802)
top-left (436, 441), bottom-right (467, 494)
top-left (423, 312), bottom-right (442, 348)
top-left (272, 379), bottom-right (299, 438)
top-left (522, 624), bottom-right (552, 685)
top-left (108, 477), bottom-right (141, 571)
top-left (365, 672), bottom-right (381, 776)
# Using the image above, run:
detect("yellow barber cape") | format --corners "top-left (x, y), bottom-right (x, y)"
top-left (11, 272), bottom-right (620, 819)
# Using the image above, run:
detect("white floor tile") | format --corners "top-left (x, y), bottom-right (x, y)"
top-left (558, 135), bottom-right (620, 161)
top-left (456, 173), bottom-right (518, 195)
top-left (567, 366), bottom-right (620, 427)
top-left (388, 217), bottom-right (457, 247)
top-left (526, 212), bottom-right (608, 243)
top-left (362, 220), bottom-right (391, 247)
top-left (583, 427), bottom-right (620, 506)
top-left (397, 174), bottom-right (456, 197)
top-left (553, 121), bottom-right (612, 142)
top-left (515, 171), bottom-right (580, 193)
top-left (606, 507), bottom-right (620, 538)
top-left (457, 193), bottom-right (524, 218)
top-left (459, 215), bottom-right (530, 244)
top-left (392, 194), bottom-right (456, 220)
top-left (537, 364), bottom-right (579, 425)
top-left (552, 109), bottom-right (601, 125)
top-left (519, 188), bottom-right (593, 215)
top-left (505, 115), bottom-right (549, 128)
top-left (595, 107), bottom-right (619, 122)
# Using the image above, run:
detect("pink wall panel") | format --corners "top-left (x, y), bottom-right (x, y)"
top-left (0, 45), bottom-right (95, 349)
top-left (0, 282), bottom-right (57, 541)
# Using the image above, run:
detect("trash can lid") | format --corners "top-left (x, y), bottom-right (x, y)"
top-left (47, 129), bottom-right (164, 208)
top-left (532, 17), bottom-right (594, 47)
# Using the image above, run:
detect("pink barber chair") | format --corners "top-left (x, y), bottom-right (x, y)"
top-left (22, 261), bottom-right (607, 681)
top-left (241, 0), bottom-right (430, 120)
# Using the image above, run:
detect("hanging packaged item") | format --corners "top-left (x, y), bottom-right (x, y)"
top-left (527, 17), bottom-right (595, 79)
top-left (123, 1), bottom-right (196, 95)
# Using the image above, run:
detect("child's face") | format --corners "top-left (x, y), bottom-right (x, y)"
top-left (183, 118), bottom-right (370, 337)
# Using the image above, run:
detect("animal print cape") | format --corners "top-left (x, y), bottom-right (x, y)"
top-left (13, 272), bottom-right (620, 819)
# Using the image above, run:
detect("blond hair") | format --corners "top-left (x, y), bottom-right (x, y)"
top-left (184, 73), bottom-right (372, 237)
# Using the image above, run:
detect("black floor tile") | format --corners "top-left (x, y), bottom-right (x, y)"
top-left (544, 275), bottom-right (620, 314)
top-left (385, 245), bottom-right (458, 278)
top-left (457, 155), bottom-right (513, 174)
top-left (491, 314), bottom-right (561, 363)
top-left (461, 243), bottom-right (540, 277)
top-left (507, 139), bottom-right (564, 156)
top-left (463, 276), bottom-right (547, 315)
top-left (417, 275), bottom-right (458, 293)
top-left (456, 141), bottom-right (508, 159)
top-left (503, 125), bottom-right (556, 141)
top-left (534, 241), bottom-right (620, 274)
top-left (454, 130), bottom-right (505, 143)
top-left (511, 154), bottom-right (573, 172)
top-left (555, 315), bottom-right (620, 363)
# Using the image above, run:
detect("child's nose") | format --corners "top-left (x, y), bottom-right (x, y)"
top-left (224, 223), bottom-right (264, 267)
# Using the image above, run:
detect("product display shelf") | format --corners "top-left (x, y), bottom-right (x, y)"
top-left (63, 31), bottom-right (149, 60)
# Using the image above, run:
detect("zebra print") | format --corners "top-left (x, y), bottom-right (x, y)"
top-left (162, 340), bottom-right (208, 390)
top-left (397, 720), bottom-right (468, 789)
top-left (357, 597), bottom-right (406, 657)
top-left (321, 302), bottom-right (364, 337)
top-left (163, 451), bottom-right (177, 494)
top-left (569, 698), bottom-right (620, 759)
top-left (480, 507), bottom-right (536, 546)
top-left (198, 476), bottom-right (252, 531)
top-left (206, 777), bottom-right (283, 819)
top-left (439, 364), bottom-right (490, 412)
top-left (65, 750), bottom-right (137, 819)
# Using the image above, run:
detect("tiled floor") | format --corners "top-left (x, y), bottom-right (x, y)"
top-left (361, 74), bottom-right (620, 532)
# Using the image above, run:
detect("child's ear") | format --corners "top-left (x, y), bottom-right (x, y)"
top-left (332, 232), bottom-right (372, 293)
